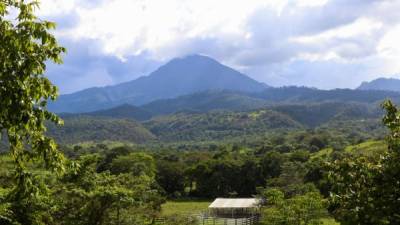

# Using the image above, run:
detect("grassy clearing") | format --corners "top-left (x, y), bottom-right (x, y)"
top-left (311, 147), bottom-right (333, 159)
top-left (312, 140), bottom-right (386, 160)
top-left (161, 200), bottom-right (340, 224)
top-left (70, 140), bottom-right (136, 149)
top-left (321, 218), bottom-right (340, 225)
top-left (345, 140), bottom-right (386, 156)
top-left (161, 200), bottom-right (211, 217)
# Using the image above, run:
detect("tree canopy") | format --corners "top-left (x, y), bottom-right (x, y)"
top-left (0, 0), bottom-right (66, 224)
top-left (328, 100), bottom-right (400, 224)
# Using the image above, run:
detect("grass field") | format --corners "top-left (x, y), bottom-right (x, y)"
top-left (345, 140), bottom-right (386, 156)
top-left (161, 200), bottom-right (340, 224)
top-left (311, 147), bottom-right (333, 159)
top-left (161, 200), bottom-right (211, 216)
top-left (312, 140), bottom-right (387, 160)
top-left (321, 218), bottom-right (340, 225)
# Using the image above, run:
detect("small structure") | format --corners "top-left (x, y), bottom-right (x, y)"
top-left (208, 198), bottom-right (261, 219)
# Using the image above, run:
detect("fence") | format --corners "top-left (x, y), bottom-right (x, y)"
top-left (154, 214), bottom-right (260, 225)
top-left (199, 215), bottom-right (259, 225)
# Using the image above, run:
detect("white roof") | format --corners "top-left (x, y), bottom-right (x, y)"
top-left (209, 198), bottom-right (260, 209)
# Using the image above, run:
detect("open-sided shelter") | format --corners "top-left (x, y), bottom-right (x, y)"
top-left (208, 198), bottom-right (261, 218)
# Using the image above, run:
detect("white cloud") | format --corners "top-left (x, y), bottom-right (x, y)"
top-left (66, 0), bottom-right (279, 59)
top-left (38, 0), bottom-right (78, 16)
top-left (37, 0), bottom-right (400, 92)
top-left (378, 25), bottom-right (400, 73)
top-left (292, 18), bottom-right (383, 44)
top-left (295, 0), bottom-right (329, 7)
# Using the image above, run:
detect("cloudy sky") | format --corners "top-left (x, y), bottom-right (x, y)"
top-left (37, 0), bottom-right (400, 94)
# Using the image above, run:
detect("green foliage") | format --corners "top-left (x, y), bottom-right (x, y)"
top-left (145, 110), bottom-right (302, 142)
top-left (0, 0), bottom-right (66, 170)
top-left (160, 201), bottom-right (211, 217)
top-left (260, 151), bottom-right (285, 180)
top-left (142, 90), bottom-right (268, 115)
top-left (344, 140), bottom-right (387, 157)
top-left (0, 1), bottom-right (66, 224)
top-left (52, 154), bottom-right (164, 225)
top-left (271, 102), bottom-right (379, 127)
top-left (38, 97), bottom-right (389, 149)
top-left (162, 214), bottom-right (198, 225)
top-left (156, 161), bottom-right (186, 197)
top-left (327, 100), bottom-right (400, 224)
top-left (261, 188), bottom-right (328, 225)
top-left (47, 116), bottom-right (156, 144)
top-left (110, 152), bottom-right (156, 178)
top-left (189, 156), bottom-right (263, 198)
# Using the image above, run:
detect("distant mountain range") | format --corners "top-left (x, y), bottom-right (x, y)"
top-left (47, 115), bottom-right (155, 144)
top-left (49, 55), bottom-right (268, 113)
top-left (86, 104), bottom-right (152, 120)
top-left (57, 86), bottom-right (400, 122)
top-left (42, 54), bottom-right (400, 145)
top-left (142, 90), bottom-right (267, 116)
top-left (357, 77), bottom-right (400, 92)
top-left (49, 98), bottom-right (384, 144)
top-left (48, 52), bottom-right (400, 115)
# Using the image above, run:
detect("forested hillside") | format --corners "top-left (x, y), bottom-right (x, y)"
top-left (47, 116), bottom-right (156, 144)
top-left (144, 110), bottom-right (302, 142)
top-left (80, 104), bottom-right (153, 121)
top-left (270, 102), bottom-right (380, 127)
top-left (358, 77), bottom-right (400, 92)
top-left (142, 90), bottom-right (267, 115)
top-left (44, 101), bottom-right (386, 146)
top-left (3, 1), bottom-right (400, 225)
top-left (48, 55), bottom-right (267, 113)
top-left (254, 86), bottom-right (400, 104)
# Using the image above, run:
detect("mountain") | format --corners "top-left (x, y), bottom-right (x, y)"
top-left (270, 102), bottom-right (381, 127)
top-left (253, 86), bottom-right (400, 104)
top-left (82, 104), bottom-right (152, 121)
top-left (357, 78), bottom-right (400, 92)
top-left (144, 110), bottom-right (303, 142)
top-left (47, 115), bottom-right (156, 144)
top-left (142, 90), bottom-right (267, 115)
top-left (65, 86), bottom-right (398, 121)
top-left (48, 55), bottom-right (268, 113)
top-left (44, 89), bottom-right (390, 144)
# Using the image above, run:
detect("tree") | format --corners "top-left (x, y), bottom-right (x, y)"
top-left (156, 161), bottom-right (186, 197)
top-left (261, 188), bottom-right (327, 225)
top-left (260, 151), bottom-right (284, 181)
top-left (0, 0), bottom-right (66, 224)
top-left (110, 152), bottom-right (156, 178)
top-left (328, 100), bottom-right (400, 224)
top-left (53, 154), bottom-right (164, 225)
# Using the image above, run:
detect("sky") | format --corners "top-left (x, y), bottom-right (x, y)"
top-left (34, 0), bottom-right (400, 94)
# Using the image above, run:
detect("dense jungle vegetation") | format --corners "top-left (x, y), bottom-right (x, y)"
top-left (1, 1), bottom-right (400, 225)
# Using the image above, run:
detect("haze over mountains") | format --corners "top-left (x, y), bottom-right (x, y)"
top-left (49, 55), bottom-right (267, 113)
top-left (357, 78), bottom-right (400, 92)
top-left (49, 54), bottom-right (400, 118)
top-left (43, 54), bottom-right (400, 144)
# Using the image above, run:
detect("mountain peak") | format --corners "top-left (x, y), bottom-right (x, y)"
top-left (49, 55), bottom-right (268, 113)
top-left (156, 54), bottom-right (223, 75)
top-left (181, 54), bottom-right (214, 60)
top-left (357, 77), bottom-right (400, 92)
